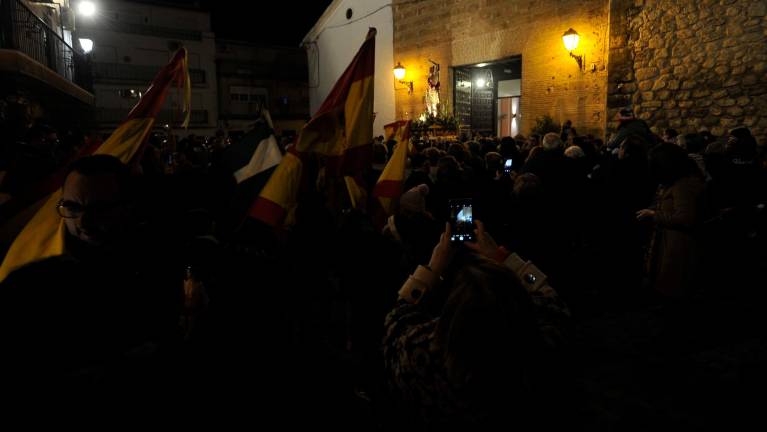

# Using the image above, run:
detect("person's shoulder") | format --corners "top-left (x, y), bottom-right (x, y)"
top-left (3, 255), bottom-right (79, 281)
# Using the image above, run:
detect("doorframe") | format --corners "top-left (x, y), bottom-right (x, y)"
top-left (450, 55), bottom-right (522, 137)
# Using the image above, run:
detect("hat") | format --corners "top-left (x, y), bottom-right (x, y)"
top-left (618, 107), bottom-right (635, 120)
top-left (399, 184), bottom-right (429, 214)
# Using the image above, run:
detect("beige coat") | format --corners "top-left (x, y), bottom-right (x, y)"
top-left (648, 176), bottom-right (706, 297)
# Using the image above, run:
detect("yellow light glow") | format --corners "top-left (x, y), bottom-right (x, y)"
top-left (562, 28), bottom-right (579, 52)
top-left (476, 78), bottom-right (486, 88)
top-left (393, 62), bottom-right (406, 80)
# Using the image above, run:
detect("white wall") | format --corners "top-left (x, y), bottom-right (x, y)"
top-left (305, 0), bottom-right (394, 137)
top-left (498, 79), bottom-right (521, 97)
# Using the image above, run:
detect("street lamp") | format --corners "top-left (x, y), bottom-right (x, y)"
top-left (562, 28), bottom-right (584, 71)
top-left (78, 1), bottom-right (96, 17)
top-left (393, 62), bottom-right (413, 94)
top-left (79, 38), bottom-right (94, 54)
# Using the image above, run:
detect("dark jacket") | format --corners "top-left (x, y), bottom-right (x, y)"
top-left (607, 119), bottom-right (655, 151)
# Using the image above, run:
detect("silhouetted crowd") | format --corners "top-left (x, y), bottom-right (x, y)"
top-left (1, 105), bottom-right (766, 428)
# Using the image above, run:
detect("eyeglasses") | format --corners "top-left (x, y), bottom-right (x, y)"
top-left (56, 199), bottom-right (122, 218)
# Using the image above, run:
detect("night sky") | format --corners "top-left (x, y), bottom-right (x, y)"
top-left (159, 0), bottom-right (334, 46)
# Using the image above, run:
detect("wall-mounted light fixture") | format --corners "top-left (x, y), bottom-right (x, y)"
top-left (393, 62), bottom-right (413, 94)
top-left (562, 28), bottom-right (584, 71)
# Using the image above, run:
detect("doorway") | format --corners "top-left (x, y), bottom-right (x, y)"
top-left (452, 56), bottom-right (521, 137)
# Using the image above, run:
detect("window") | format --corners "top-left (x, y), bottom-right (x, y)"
top-left (229, 87), bottom-right (269, 106)
top-left (119, 89), bottom-right (142, 99)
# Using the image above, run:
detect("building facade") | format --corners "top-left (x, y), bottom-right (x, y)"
top-left (216, 39), bottom-right (309, 138)
top-left (0, 0), bottom-right (94, 128)
top-left (77, 0), bottom-right (218, 135)
top-left (303, 0), bottom-right (396, 136)
top-left (391, 0), bottom-right (767, 143)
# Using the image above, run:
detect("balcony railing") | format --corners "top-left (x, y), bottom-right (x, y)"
top-left (93, 62), bottom-right (206, 85)
top-left (95, 108), bottom-right (209, 125)
top-left (0, 0), bottom-right (92, 91)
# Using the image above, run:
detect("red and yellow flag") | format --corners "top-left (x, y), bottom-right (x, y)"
top-left (374, 120), bottom-right (411, 214)
top-left (249, 28), bottom-right (376, 226)
top-left (0, 49), bottom-right (191, 281)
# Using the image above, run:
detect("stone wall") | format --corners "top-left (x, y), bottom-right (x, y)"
top-left (392, 0), bottom-right (767, 142)
top-left (607, 0), bottom-right (767, 144)
top-left (393, 0), bottom-right (610, 137)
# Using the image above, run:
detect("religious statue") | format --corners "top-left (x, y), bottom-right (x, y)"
top-left (425, 60), bottom-right (440, 117)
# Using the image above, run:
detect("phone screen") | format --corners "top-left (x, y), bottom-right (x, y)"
top-left (449, 199), bottom-right (474, 242)
top-left (504, 159), bottom-right (512, 173)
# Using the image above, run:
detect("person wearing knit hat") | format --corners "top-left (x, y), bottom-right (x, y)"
top-left (382, 184), bottom-right (433, 243)
top-left (607, 106), bottom-right (654, 153)
top-left (398, 183), bottom-right (430, 214)
top-left (381, 183), bottom-right (440, 270)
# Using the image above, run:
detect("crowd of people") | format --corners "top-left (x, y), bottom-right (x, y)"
top-left (1, 101), bottom-right (766, 427)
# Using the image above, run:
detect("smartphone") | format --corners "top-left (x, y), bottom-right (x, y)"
top-left (504, 159), bottom-right (513, 174)
top-left (449, 199), bottom-right (474, 242)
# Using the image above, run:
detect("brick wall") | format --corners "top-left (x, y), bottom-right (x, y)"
top-left (393, 0), bottom-right (610, 137)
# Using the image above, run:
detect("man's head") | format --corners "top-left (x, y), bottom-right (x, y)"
top-left (726, 127), bottom-right (757, 160)
top-left (663, 128), bottom-right (679, 144)
top-left (526, 134), bottom-right (540, 149)
top-left (58, 155), bottom-right (133, 247)
top-left (541, 133), bottom-right (563, 151)
top-left (618, 135), bottom-right (648, 161)
top-left (564, 145), bottom-right (585, 159)
top-left (484, 151), bottom-right (503, 174)
top-left (436, 155), bottom-right (461, 183)
top-left (616, 108), bottom-right (636, 128)
top-left (409, 153), bottom-right (428, 171)
top-left (373, 142), bottom-right (388, 165)
top-left (448, 142), bottom-right (469, 163)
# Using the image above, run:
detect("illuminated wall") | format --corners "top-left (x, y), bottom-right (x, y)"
top-left (392, 0), bottom-right (610, 138)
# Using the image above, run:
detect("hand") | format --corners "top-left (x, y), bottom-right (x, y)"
top-left (636, 209), bottom-right (656, 221)
top-left (428, 222), bottom-right (453, 278)
top-left (465, 220), bottom-right (499, 260)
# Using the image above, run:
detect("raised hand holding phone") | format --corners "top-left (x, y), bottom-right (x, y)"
top-left (464, 220), bottom-right (500, 259)
top-left (448, 199), bottom-right (474, 242)
top-left (427, 222), bottom-right (453, 279)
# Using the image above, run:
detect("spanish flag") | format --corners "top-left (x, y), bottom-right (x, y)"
top-left (249, 28), bottom-right (376, 226)
top-left (373, 120), bottom-right (411, 214)
top-left (0, 48), bottom-right (191, 281)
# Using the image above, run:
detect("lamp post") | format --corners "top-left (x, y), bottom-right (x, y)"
top-left (77, 1), bottom-right (96, 17)
top-left (78, 38), bottom-right (93, 54)
top-left (562, 28), bottom-right (584, 71)
top-left (393, 62), bottom-right (413, 94)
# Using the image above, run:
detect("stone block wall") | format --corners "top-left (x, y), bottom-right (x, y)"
top-left (607, 0), bottom-right (767, 143)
